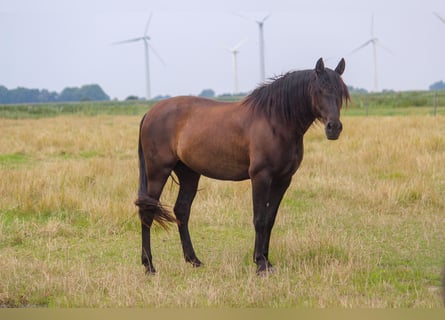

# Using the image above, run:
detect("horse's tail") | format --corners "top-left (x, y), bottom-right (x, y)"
top-left (135, 114), bottom-right (178, 230)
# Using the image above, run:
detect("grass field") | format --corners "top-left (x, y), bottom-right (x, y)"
top-left (0, 105), bottom-right (444, 307)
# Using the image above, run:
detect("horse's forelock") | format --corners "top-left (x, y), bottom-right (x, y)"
top-left (311, 69), bottom-right (350, 107)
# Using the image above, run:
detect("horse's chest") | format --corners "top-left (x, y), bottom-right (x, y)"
top-left (275, 145), bottom-right (303, 176)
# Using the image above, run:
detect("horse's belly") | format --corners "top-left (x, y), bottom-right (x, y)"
top-left (178, 144), bottom-right (250, 181)
top-left (197, 162), bottom-right (250, 181)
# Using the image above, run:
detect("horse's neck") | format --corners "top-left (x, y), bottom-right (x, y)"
top-left (291, 105), bottom-right (317, 137)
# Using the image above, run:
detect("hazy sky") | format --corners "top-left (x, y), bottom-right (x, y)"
top-left (1, 0), bottom-right (444, 99)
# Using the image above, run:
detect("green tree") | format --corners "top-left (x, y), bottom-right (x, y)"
top-left (199, 89), bottom-right (215, 98)
top-left (38, 89), bottom-right (59, 102)
top-left (59, 84), bottom-right (110, 102)
top-left (0, 84), bottom-right (110, 104)
top-left (59, 87), bottom-right (79, 102)
top-left (429, 81), bottom-right (445, 91)
top-left (0, 85), bottom-right (9, 103)
top-left (8, 87), bottom-right (39, 103)
top-left (79, 84), bottom-right (110, 101)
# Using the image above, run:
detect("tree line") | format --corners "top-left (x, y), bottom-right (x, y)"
top-left (2, 81), bottom-right (443, 105)
top-left (429, 81), bottom-right (445, 91)
top-left (0, 84), bottom-right (110, 104)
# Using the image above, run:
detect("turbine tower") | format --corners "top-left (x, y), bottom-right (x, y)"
top-left (349, 14), bottom-right (390, 92)
top-left (256, 14), bottom-right (270, 83)
top-left (113, 14), bottom-right (164, 100)
top-left (225, 39), bottom-right (247, 94)
top-left (234, 13), bottom-right (270, 83)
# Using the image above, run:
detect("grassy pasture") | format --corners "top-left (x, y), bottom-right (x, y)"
top-left (0, 108), bottom-right (444, 307)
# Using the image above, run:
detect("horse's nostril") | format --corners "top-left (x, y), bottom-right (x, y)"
top-left (327, 122), bottom-right (342, 131)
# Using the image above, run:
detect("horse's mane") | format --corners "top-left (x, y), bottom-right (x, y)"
top-left (241, 69), bottom-right (349, 130)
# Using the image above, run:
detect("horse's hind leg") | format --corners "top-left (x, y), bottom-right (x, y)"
top-left (173, 162), bottom-right (202, 267)
top-left (139, 165), bottom-right (176, 274)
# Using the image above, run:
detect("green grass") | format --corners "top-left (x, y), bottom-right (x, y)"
top-left (0, 100), bottom-right (153, 119)
top-left (343, 106), bottom-right (444, 116)
top-left (0, 152), bottom-right (30, 168)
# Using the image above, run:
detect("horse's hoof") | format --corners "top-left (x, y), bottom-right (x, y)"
top-left (186, 256), bottom-right (203, 268)
top-left (144, 264), bottom-right (157, 275)
top-left (256, 265), bottom-right (275, 276)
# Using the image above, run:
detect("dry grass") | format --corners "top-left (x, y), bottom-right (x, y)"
top-left (0, 114), bottom-right (444, 307)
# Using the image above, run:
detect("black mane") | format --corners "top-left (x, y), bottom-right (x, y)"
top-left (242, 68), bottom-right (349, 130)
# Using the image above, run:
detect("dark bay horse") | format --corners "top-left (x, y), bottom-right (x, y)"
top-left (135, 58), bottom-right (349, 274)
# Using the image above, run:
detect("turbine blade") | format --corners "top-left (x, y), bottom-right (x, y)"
top-left (433, 12), bottom-right (445, 24)
top-left (261, 13), bottom-right (271, 23)
top-left (148, 44), bottom-right (166, 66)
top-left (232, 11), bottom-right (254, 22)
top-left (144, 13), bottom-right (153, 36)
top-left (370, 13), bottom-right (375, 37)
top-left (375, 40), bottom-right (393, 55)
top-left (348, 40), bottom-right (372, 55)
top-left (112, 37), bottom-right (143, 45)
top-left (233, 11), bottom-right (270, 24)
top-left (232, 38), bottom-right (248, 51)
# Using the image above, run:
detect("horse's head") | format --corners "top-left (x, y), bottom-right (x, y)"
top-left (310, 58), bottom-right (349, 140)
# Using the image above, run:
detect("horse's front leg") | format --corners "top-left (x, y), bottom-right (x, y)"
top-left (251, 173), bottom-right (291, 274)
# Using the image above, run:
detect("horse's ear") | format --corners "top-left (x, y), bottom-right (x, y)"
top-left (335, 58), bottom-right (346, 75)
top-left (315, 58), bottom-right (325, 75)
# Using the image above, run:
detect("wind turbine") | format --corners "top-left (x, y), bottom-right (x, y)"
top-left (225, 39), bottom-right (247, 95)
top-left (433, 12), bottom-right (445, 24)
top-left (234, 13), bottom-right (270, 83)
top-left (256, 14), bottom-right (270, 83)
top-left (349, 14), bottom-right (390, 92)
top-left (112, 13), bottom-right (164, 100)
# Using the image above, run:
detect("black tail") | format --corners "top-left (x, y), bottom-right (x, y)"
top-left (135, 114), bottom-right (178, 229)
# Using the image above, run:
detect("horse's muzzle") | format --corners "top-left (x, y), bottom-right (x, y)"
top-left (325, 121), bottom-right (343, 140)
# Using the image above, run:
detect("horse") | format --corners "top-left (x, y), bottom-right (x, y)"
top-left (135, 58), bottom-right (349, 274)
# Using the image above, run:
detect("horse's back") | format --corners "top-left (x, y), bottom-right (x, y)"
top-left (150, 95), bottom-right (225, 110)
top-left (143, 96), bottom-right (235, 139)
